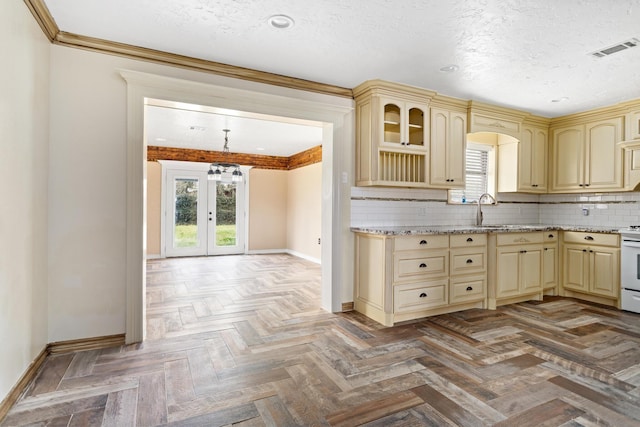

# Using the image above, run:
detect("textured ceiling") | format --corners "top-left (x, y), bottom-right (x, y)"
top-left (42, 0), bottom-right (640, 153)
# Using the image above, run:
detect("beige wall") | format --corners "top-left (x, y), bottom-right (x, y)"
top-left (46, 41), bottom-right (351, 342)
top-left (0, 1), bottom-right (50, 400)
top-left (146, 162), bottom-right (162, 256)
top-left (287, 163), bottom-right (323, 261)
top-left (248, 169), bottom-right (288, 251)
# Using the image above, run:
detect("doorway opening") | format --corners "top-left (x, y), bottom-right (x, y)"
top-left (122, 70), bottom-right (353, 343)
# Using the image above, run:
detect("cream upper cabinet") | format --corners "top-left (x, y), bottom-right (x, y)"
top-left (550, 117), bottom-right (623, 192)
top-left (354, 80), bottom-right (435, 188)
top-left (498, 124), bottom-right (549, 193)
top-left (379, 97), bottom-right (428, 150)
top-left (519, 125), bottom-right (548, 192)
top-left (626, 110), bottom-right (640, 140)
top-left (430, 107), bottom-right (466, 188)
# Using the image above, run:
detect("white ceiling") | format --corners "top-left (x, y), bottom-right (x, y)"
top-left (144, 100), bottom-right (324, 156)
top-left (43, 0), bottom-right (640, 154)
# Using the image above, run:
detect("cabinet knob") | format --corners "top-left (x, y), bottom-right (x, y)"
top-left (466, 237), bottom-right (473, 242)
top-left (585, 184), bottom-right (590, 187)
top-left (584, 236), bottom-right (594, 241)
top-left (419, 263), bottom-right (427, 268)
top-left (466, 286), bottom-right (473, 291)
top-left (419, 292), bottom-right (427, 298)
top-left (544, 248), bottom-right (548, 251)
top-left (419, 240), bottom-right (427, 245)
top-left (466, 259), bottom-right (473, 264)
top-left (583, 249), bottom-right (587, 252)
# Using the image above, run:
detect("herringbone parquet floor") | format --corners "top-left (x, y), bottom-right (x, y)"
top-left (3, 254), bottom-right (640, 426)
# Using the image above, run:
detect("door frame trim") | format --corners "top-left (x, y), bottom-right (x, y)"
top-left (121, 70), bottom-right (354, 343)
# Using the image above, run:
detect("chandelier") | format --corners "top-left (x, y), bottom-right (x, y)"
top-left (208, 129), bottom-right (243, 182)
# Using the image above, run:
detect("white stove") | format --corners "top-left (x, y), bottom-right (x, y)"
top-left (620, 226), bottom-right (640, 313)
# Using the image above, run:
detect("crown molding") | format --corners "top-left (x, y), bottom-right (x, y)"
top-left (23, 0), bottom-right (353, 99)
top-left (23, 0), bottom-right (58, 41)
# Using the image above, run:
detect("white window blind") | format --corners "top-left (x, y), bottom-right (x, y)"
top-left (450, 145), bottom-right (490, 203)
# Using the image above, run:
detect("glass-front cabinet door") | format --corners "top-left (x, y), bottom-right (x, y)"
top-left (379, 97), bottom-right (427, 150)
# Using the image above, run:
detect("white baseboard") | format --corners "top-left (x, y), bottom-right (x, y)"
top-left (246, 249), bottom-right (321, 265)
top-left (247, 249), bottom-right (288, 255)
top-left (286, 250), bottom-right (321, 265)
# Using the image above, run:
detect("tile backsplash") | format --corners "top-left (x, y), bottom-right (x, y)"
top-left (351, 187), bottom-right (640, 229)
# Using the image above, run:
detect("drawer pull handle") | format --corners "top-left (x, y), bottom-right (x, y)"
top-left (419, 263), bottom-right (427, 268)
top-left (548, 234), bottom-right (554, 238)
top-left (466, 237), bottom-right (473, 242)
top-left (419, 292), bottom-right (427, 298)
top-left (584, 236), bottom-right (594, 241)
top-left (466, 259), bottom-right (473, 264)
top-left (419, 240), bottom-right (427, 245)
top-left (466, 286), bottom-right (473, 291)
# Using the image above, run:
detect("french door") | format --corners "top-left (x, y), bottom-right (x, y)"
top-left (165, 168), bottom-right (245, 257)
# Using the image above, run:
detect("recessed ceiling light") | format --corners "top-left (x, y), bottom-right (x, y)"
top-left (551, 97), bottom-right (569, 103)
top-left (256, 147), bottom-right (265, 151)
top-left (155, 137), bottom-right (167, 142)
top-left (268, 14), bottom-right (295, 30)
top-left (439, 64), bottom-right (459, 73)
top-left (189, 125), bottom-right (206, 131)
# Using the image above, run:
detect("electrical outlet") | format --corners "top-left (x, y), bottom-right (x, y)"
top-left (582, 208), bottom-right (589, 216)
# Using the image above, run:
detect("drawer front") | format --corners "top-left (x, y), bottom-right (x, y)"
top-left (544, 231), bottom-right (558, 243)
top-left (496, 232), bottom-right (543, 246)
top-left (394, 252), bottom-right (448, 282)
top-left (450, 250), bottom-right (486, 275)
top-left (450, 276), bottom-right (485, 304)
top-left (394, 280), bottom-right (448, 313)
top-left (563, 231), bottom-right (619, 247)
top-left (394, 235), bottom-right (449, 252)
top-left (450, 233), bottom-right (487, 248)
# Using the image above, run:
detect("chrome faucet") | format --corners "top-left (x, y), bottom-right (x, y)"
top-left (476, 193), bottom-right (497, 226)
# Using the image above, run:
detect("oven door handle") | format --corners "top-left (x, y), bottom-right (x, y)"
top-left (622, 240), bottom-right (640, 249)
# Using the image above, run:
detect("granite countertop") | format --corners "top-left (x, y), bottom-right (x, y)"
top-left (350, 224), bottom-right (623, 236)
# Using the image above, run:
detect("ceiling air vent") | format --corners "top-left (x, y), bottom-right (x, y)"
top-left (590, 38), bottom-right (639, 58)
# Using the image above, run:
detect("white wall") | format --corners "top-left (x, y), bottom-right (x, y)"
top-left (0, 1), bottom-right (50, 401)
top-left (48, 44), bottom-right (353, 341)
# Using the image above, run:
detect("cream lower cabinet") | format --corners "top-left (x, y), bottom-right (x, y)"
top-left (543, 231), bottom-right (559, 294)
top-left (354, 232), bottom-right (486, 326)
top-left (561, 231), bottom-right (620, 307)
top-left (488, 232), bottom-right (544, 308)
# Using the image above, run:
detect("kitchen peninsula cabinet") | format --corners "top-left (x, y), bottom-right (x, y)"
top-left (550, 117), bottom-right (624, 192)
top-left (488, 232), bottom-right (543, 308)
top-left (354, 232), bottom-right (487, 326)
top-left (354, 80), bottom-right (435, 188)
top-left (561, 231), bottom-right (620, 307)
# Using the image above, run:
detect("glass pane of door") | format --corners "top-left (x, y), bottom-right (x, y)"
top-left (215, 182), bottom-right (237, 247)
top-left (174, 178), bottom-right (199, 248)
top-left (165, 170), bottom-right (207, 257)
